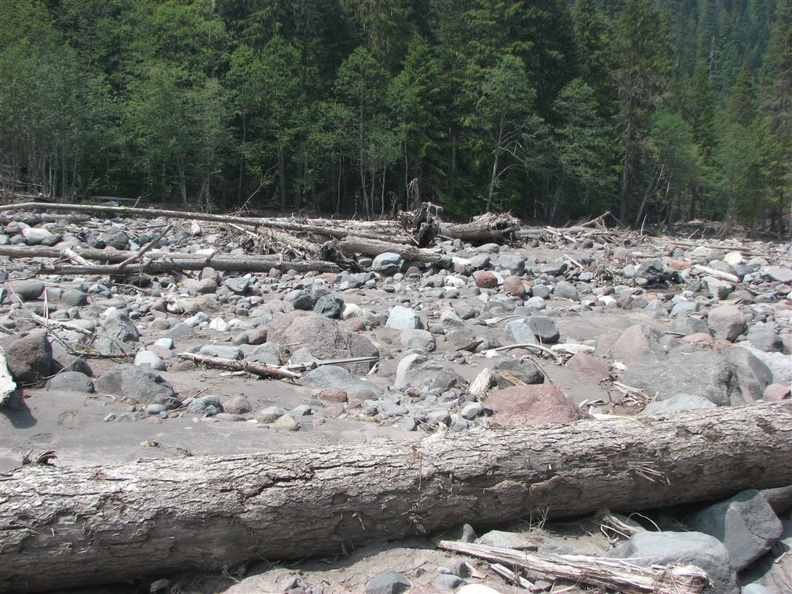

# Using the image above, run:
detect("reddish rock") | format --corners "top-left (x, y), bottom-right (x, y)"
top-left (314, 388), bottom-right (348, 403)
top-left (668, 259), bottom-right (692, 270)
top-left (405, 265), bottom-right (422, 278)
top-left (763, 383), bottom-right (791, 402)
top-left (680, 332), bottom-right (716, 346)
top-left (4, 330), bottom-right (54, 386)
top-left (222, 395), bottom-right (253, 414)
top-left (486, 385), bottom-right (589, 427)
top-left (247, 325), bottom-right (268, 345)
top-left (503, 275), bottom-right (526, 298)
top-left (565, 352), bottom-right (610, 381)
top-left (473, 270), bottom-right (499, 289)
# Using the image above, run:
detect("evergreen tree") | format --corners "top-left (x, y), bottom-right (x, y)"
top-left (612, 0), bottom-right (675, 224)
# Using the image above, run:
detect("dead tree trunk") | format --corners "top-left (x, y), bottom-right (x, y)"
top-left (336, 237), bottom-right (441, 263)
top-left (1, 403), bottom-right (791, 594)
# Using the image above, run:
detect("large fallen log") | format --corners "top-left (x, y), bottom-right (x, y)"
top-left (1, 403), bottom-right (790, 594)
top-left (336, 237), bottom-right (441, 263)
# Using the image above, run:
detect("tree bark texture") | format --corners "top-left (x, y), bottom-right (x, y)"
top-left (1, 403), bottom-right (791, 593)
top-left (0, 245), bottom-right (340, 274)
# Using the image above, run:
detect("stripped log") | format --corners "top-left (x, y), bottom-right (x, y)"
top-left (176, 353), bottom-right (300, 380)
top-left (0, 403), bottom-right (790, 593)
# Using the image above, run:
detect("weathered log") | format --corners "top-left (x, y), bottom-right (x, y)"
top-left (0, 403), bottom-right (790, 594)
top-left (336, 237), bottom-right (441, 263)
top-left (0, 245), bottom-right (340, 274)
top-left (442, 212), bottom-right (521, 243)
top-left (0, 202), bottom-right (411, 243)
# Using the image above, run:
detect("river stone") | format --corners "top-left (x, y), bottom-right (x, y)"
top-left (95, 309), bottom-right (141, 356)
top-left (609, 323), bottom-right (664, 367)
top-left (707, 305), bottom-right (746, 342)
top-left (134, 350), bottom-right (167, 371)
top-left (300, 365), bottom-right (383, 397)
top-left (365, 569), bottom-right (410, 594)
top-left (761, 266), bottom-right (792, 283)
top-left (639, 393), bottom-right (716, 416)
top-left (95, 364), bottom-right (180, 409)
top-left (386, 305), bottom-right (422, 330)
top-left (285, 289), bottom-right (315, 310)
top-left (188, 395), bottom-right (223, 416)
top-left (502, 276), bottom-right (526, 297)
top-left (60, 288), bottom-right (89, 306)
top-left (47, 371), bottom-right (94, 393)
top-left (372, 252), bottom-right (402, 275)
top-left (313, 294), bottom-right (344, 318)
top-left (724, 346), bottom-right (773, 404)
top-left (267, 311), bottom-right (378, 374)
top-left (399, 329), bottom-right (435, 351)
top-left (274, 414), bottom-right (299, 431)
top-left (622, 350), bottom-right (752, 406)
top-left (495, 253), bottom-right (526, 275)
top-left (505, 319), bottom-right (537, 344)
top-left (606, 531), bottom-right (738, 594)
top-left (6, 280), bottom-right (45, 301)
top-left (3, 331), bottom-right (54, 385)
top-left (486, 385), bottom-right (587, 427)
top-left (221, 395), bottom-right (252, 415)
top-left (223, 276), bottom-right (251, 294)
top-left (746, 324), bottom-right (783, 352)
top-left (199, 345), bottom-right (243, 360)
top-left (21, 227), bottom-right (55, 245)
top-left (687, 489), bottom-right (783, 571)
top-left (670, 316), bottom-right (709, 336)
top-left (554, 280), bottom-right (579, 301)
top-left (394, 353), bottom-right (464, 391)
top-left (492, 357), bottom-right (544, 386)
top-left (763, 383), bottom-right (791, 402)
top-left (525, 316), bottom-right (560, 344)
top-left (473, 270), bottom-right (499, 289)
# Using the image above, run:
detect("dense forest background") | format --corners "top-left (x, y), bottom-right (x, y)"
top-left (0, 0), bottom-right (790, 231)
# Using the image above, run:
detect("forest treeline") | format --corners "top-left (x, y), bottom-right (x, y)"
top-left (0, 0), bottom-right (790, 231)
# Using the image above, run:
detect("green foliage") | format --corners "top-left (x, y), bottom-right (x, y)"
top-left (0, 0), bottom-right (789, 231)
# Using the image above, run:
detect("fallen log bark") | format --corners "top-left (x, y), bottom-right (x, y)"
top-left (442, 212), bottom-right (521, 244)
top-left (0, 245), bottom-right (340, 274)
top-left (336, 237), bottom-right (441, 263)
top-left (0, 403), bottom-right (790, 594)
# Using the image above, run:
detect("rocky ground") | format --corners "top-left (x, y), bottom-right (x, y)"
top-left (0, 207), bottom-right (791, 594)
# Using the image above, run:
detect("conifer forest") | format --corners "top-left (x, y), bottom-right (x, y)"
top-left (0, 0), bottom-right (790, 233)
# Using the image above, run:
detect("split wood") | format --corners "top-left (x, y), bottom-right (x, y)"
top-left (436, 540), bottom-right (709, 594)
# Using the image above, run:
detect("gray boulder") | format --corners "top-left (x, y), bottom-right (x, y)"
top-left (95, 364), bottom-right (180, 409)
top-left (525, 315), bottom-right (560, 344)
top-left (266, 311), bottom-right (378, 374)
top-left (670, 316), bottom-right (710, 336)
top-left (313, 294), bottom-right (344, 318)
top-left (188, 395), bottom-right (223, 416)
top-left (505, 319), bottom-right (538, 344)
top-left (199, 345), bottom-right (243, 360)
top-left (95, 309), bottom-right (141, 356)
top-left (492, 357), bottom-right (544, 386)
top-left (746, 324), bottom-right (782, 352)
top-left (300, 365), bottom-right (383, 397)
top-left (394, 353), bottom-right (464, 391)
top-left (687, 489), bottom-right (783, 571)
top-left (606, 531), bottom-right (738, 594)
top-left (5, 280), bottom-right (45, 301)
top-left (371, 252), bottom-right (402, 275)
top-left (724, 346), bottom-right (773, 404)
top-left (399, 329), bottom-right (436, 351)
top-left (365, 569), bottom-right (410, 594)
top-left (386, 305), bottom-right (422, 330)
top-left (622, 349), bottom-right (766, 406)
top-left (554, 280), bottom-right (579, 301)
top-left (707, 305), bottom-right (746, 342)
top-left (47, 371), bottom-right (94, 393)
top-left (639, 393), bottom-right (717, 416)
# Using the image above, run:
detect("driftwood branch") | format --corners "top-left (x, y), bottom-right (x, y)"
top-left (0, 404), bottom-right (790, 593)
top-left (176, 353), bottom-right (300, 380)
top-left (336, 237), bottom-right (441, 263)
top-left (437, 540), bottom-right (708, 594)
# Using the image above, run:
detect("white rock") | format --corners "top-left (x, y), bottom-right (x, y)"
top-left (209, 317), bottom-right (228, 332)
